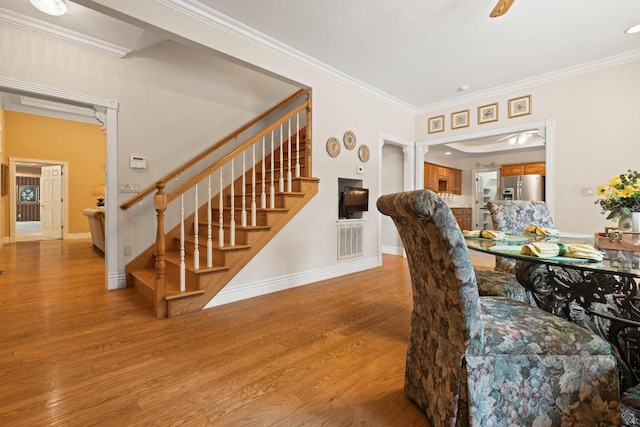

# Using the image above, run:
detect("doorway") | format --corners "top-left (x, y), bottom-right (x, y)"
top-left (0, 76), bottom-right (120, 290)
top-left (474, 169), bottom-right (499, 229)
top-left (11, 158), bottom-right (67, 242)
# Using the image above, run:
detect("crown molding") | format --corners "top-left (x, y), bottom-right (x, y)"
top-left (416, 50), bottom-right (640, 114)
top-left (0, 6), bottom-right (130, 58)
top-left (157, 0), bottom-right (416, 113)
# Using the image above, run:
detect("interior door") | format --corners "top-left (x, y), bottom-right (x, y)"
top-left (41, 165), bottom-right (63, 239)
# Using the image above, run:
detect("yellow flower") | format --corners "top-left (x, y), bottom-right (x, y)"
top-left (608, 176), bottom-right (622, 187)
top-left (596, 185), bottom-right (607, 195)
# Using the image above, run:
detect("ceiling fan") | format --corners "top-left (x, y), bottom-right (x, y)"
top-left (490, 0), bottom-right (516, 17)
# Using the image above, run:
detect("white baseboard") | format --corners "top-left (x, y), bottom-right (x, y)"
top-left (65, 232), bottom-right (92, 240)
top-left (205, 256), bottom-right (381, 308)
top-left (381, 244), bottom-right (404, 256)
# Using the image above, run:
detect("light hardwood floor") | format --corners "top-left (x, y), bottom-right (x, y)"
top-left (0, 239), bottom-right (494, 426)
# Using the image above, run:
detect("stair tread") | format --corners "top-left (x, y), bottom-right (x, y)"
top-left (130, 267), bottom-right (207, 299)
top-left (196, 222), bottom-right (271, 231)
top-left (170, 237), bottom-right (251, 252)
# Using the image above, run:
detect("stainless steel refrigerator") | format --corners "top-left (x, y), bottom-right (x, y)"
top-left (500, 174), bottom-right (545, 201)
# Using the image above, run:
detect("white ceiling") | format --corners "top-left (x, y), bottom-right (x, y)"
top-left (1, 0), bottom-right (638, 154)
top-left (197, 0), bottom-right (640, 110)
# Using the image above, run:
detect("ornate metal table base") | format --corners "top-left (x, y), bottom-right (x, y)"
top-left (516, 261), bottom-right (640, 390)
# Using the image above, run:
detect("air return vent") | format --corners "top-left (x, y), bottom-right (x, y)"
top-left (337, 220), bottom-right (364, 260)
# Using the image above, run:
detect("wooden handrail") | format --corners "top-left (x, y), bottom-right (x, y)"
top-left (165, 102), bottom-right (307, 204)
top-left (121, 89), bottom-right (306, 210)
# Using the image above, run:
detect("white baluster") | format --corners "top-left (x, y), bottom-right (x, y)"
top-left (193, 184), bottom-right (199, 270)
top-left (241, 150), bottom-right (247, 227)
top-left (279, 124), bottom-right (284, 193)
top-left (295, 113), bottom-right (300, 178)
top-left (230, 159), bottom-right (236, 246)
top-left (251, 143), bottom-right (257, 227)
top-left (180, 194), bottom-right (185, 292)
top-left (207, 175), bottom-right (212, 268)
top-left (261, 136), bottom-right (266, 209)
top-left (287, 118), bottom-right (292, 192)
top-left (270, 131), bottom-right (275, 209)
top-left (219, 169), bottom-right (224, 248)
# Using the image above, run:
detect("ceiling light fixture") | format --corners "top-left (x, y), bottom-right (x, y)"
top-left (29, 0), bottom-right (67, 16)
top-left (626, 24), bottom-right (640, 34)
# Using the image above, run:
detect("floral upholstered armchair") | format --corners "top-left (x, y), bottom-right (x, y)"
top-left (377, 190), bottom-right (621, 426)
top-left (487, 200), bottom-right (553, 272)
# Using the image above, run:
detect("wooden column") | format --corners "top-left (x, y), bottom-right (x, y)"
top-left (154, 182), bottom-right (168, 318)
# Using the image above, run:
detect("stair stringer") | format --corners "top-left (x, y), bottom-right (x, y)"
top-left (166, 177), bottom-right (319, 316)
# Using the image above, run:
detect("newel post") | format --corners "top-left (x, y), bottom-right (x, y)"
top-left (305, 90), bottom-right (312, 178)
top-left (154, 182), bottom-right (168, 318)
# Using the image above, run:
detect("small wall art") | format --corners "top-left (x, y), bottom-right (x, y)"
top-left (478, 103), bottom-right (498, 124)
top-left (326, 137), bottom-right (340, 157)
top-left (428, 115), bottom-right (444, 134)
top-left (451, 110), bottom-right (469, 129)
top-left (343, 131), bottom-right (356, 150)
top-left (508, 95), bottom-right (531, 118)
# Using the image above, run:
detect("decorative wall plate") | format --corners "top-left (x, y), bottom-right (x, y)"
top-left (326, 137), bottom-right (340, 157)
top-left (343, 131), bottom-right (356, 150)
top-left (358, 144), bottom-right (370, 163)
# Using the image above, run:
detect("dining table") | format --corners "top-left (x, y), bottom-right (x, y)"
top-left (465, 231), bottom-right (640, 393)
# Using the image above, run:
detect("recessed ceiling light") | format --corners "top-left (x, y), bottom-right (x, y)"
top-left (29, 0), bottom-right (67, 16)
top-left (625, 24), bottom-right (640, 34)
top-left (458, 85), bottom-right (471, 92)
top-left (445, 151), bottom-right (452, 155)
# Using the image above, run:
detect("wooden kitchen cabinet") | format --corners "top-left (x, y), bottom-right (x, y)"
top-left (524, 162), bottom-right (546, 175)
top-left (451, 207), bottom-right (472, 231)
top-left (501, 161), bottom-right (545, 177)
top-left (424, 162), bottom-right (462, 195)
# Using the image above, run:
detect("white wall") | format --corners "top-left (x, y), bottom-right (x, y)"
top-left (380, 144), bottom-right (404, 255)
top-left (415, 60), bottom-right (640, 233)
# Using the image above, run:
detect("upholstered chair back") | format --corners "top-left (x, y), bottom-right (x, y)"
top-left (486, 200), bottom-right (553, 272)
top-left (376, 190), bottom-right (484, 354)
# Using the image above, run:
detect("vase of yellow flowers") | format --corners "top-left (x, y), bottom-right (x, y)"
top-left (596, 170), bottom-right (640, 232)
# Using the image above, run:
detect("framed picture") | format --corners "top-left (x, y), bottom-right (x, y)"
top-left (451, 110), bottom-right (469, 129)
top-left (478, 103), bottom-right (498, 124)
top-left (508, 95), bottom-right (532, 118)
top-left (18, 185), bottom-right (38, 203)
top-left (0, 164), bottom-right (7, 196)
top-left (427, 115), bottom-right (444, 134)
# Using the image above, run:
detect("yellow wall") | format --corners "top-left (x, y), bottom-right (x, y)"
top-left (0, 108), bottom-right (5, 240)
top-left (4, 111), bottom-right (105, 235)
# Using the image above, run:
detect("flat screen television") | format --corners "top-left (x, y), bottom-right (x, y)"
top-left (342, 186), bottom-right (369, 216)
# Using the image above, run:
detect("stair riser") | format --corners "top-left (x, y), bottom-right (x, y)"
top-left (198, 225), bottom-right (266, 246)
top-left (132, 275), bottom-right (155, 304)
top-left (212, 209), bottom-right (284, 225)
top-left (228, 194), bottom-right (298, 210)
top-left (179, 241), bottom-right (249, 267)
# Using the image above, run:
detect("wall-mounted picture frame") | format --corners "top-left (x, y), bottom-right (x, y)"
top-left (478, 103), bottom-right (498, 124)
top-left (18, 185), bottom-right (39, 203)
top-left (508, 95), bottom-right (532, 118)
top-left (427, 115), bottom-right (445, 134)
top-left (451, 110), bottom-right (469, 129)
top-left (1, 164), bottom-right (7, 196)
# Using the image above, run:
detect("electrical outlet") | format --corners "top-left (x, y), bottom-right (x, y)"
top-left (124, 245), bottom-right (132, 256)
top-left (356, 166), bottom-right (364, 174)
top-left (580, 187), bottom-right (594, 196)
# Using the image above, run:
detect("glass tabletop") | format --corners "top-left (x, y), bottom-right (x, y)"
top-left (465, 232), bottom-right (640, 278)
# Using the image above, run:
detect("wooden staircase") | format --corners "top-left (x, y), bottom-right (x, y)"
top-left (126, 128), bottom-right (319, 317)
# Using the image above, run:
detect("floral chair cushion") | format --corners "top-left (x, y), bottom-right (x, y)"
top-left (487, 200), bottom-right (554, 273)
top-left (377, 190), bottom-right (621, 426)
